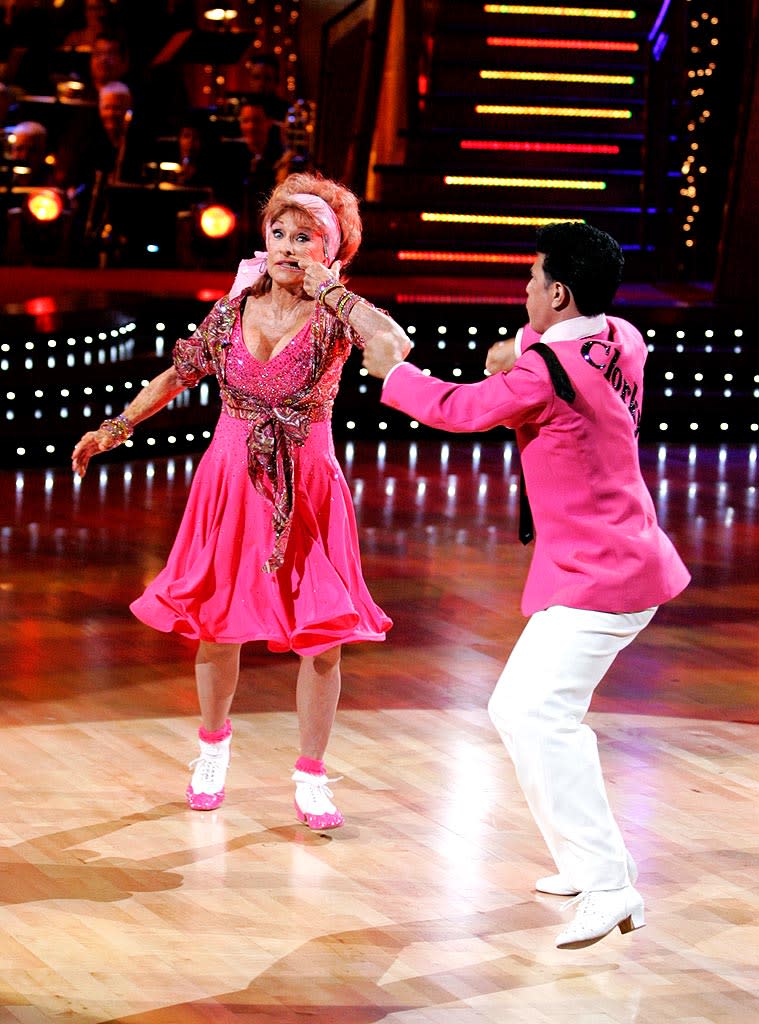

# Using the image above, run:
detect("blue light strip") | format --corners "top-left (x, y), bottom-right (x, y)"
top-left (647, 0), bottom-right (671, 42)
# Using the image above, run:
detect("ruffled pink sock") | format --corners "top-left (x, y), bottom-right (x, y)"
top-left (295, 755), bottom-right (325, 775)
top-left (199, 719), bottom-right (232, 744)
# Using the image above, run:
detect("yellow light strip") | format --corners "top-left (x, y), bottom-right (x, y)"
top-left (476, 104), bottom-right (633, 119)
top-left (483, 5), bottom-right (636, 17)
top-left (421, 212), bottom-right (585, 225)
top-left (444, 175), bottom-right (607, 190)
top-left (397, 251), bottom-right (535, 264)
top-left (480, 70), bottom-right (634, 84)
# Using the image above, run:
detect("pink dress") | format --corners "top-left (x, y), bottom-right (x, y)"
top-left (130, 299), bottom-right (392, 656)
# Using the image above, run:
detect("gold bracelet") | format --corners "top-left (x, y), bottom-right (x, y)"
top-left (99, 413), bottom-right (133, 446)
top-left (316, 280), bottom-right (343, 306)
top-left (335, 289), bottom-right (362, 323)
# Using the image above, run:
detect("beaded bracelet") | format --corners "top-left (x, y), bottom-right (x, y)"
top-left (99, 412), bottom-right (134, 446)
top-left (315, 279), bottom-right (343, 306)
top-left (335, 289), bottom-right (362, 324)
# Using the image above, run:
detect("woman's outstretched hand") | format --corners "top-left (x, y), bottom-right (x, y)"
top-left (71, 428), bottom-right (118, 478)
top-left (300, 256), bottom-right (342, 298)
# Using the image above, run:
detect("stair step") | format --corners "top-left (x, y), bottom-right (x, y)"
top-left (372, 163), bottom-right (652, 206)
top-left (351, 244), bottom-right (657, 280)
top-left (418, 93), bottom-right (645, 134)
top-left (434, 31), bottom-right (650, 66)
top-left (432, 65), bottom-right (643, 100)
top-left (404, 131), bottom-right (646, 170)
top-left (361, 204), bottom-right (662, 242)
top-left (433, 1), bottom-right (666, 36)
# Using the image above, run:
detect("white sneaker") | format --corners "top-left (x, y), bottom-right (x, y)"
top-left (292, 768), bottom-right (344, 830)
top-left (536, 849), bottom-right (638, 896)
top-left (186, 734), bottom-right (231, 811)
top-left (555, 885), bottom-right (645, 950)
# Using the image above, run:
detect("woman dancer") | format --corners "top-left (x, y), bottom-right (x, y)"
top-left (72, 172), bottom-right (402, 829)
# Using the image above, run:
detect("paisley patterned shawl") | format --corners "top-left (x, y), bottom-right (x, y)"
top-left (172, 291), bottom-right (359, 573)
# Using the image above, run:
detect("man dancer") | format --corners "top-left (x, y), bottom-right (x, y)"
top-left (360, 222), bottom-right (690, 949)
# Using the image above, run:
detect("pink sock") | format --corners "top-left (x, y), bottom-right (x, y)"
top-left (199, 719), bottom-right (232, 744)
top-left (295, 755), bottom-right (325, 775)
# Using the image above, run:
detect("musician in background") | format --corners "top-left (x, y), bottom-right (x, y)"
top-left (55, 80), bottom-right (140, 191)
top-left (7, 120), bottom-right (56, 186)
top-left (62, 0), bottom-right (118, 53)
top-left (173, 112), bottom-right (218, 189)
top-left (241, 53), bottom-right (289, 121)
top-left (97, 80), bottom-right (132, 167)
top-left (220, 95), bottom-right (288, 257)
top-left (54, 80), bottom-right (144, 263)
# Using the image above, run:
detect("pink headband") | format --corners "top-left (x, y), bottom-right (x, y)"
top-left (287, 192), bottom-right (342, 264)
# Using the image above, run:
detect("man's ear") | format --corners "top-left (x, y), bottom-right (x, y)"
top-left (552, 281), bottom-right (572, 311)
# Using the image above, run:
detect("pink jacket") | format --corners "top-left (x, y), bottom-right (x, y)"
top-left (381, 316), bottom-right (690, 616)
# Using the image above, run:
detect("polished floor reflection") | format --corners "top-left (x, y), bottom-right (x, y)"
top-left (0, 440), bottom-right (757, 1023)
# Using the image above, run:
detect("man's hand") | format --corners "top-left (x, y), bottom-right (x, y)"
top-left (362, 324), bottom-right (412, 379)
top-left (485, 338), bottom-right (517, 375)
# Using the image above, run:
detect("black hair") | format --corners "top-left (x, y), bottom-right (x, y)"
top-left (535, 222), bottom-right (624, 315)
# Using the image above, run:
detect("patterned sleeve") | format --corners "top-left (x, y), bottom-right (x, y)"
top-left (172, 304), bottom-right (222, 386)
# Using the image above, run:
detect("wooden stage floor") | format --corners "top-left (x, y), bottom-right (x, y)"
top-left (0, 439), bottom-right (757, 1023)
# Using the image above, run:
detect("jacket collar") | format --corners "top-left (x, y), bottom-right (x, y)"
top-left (541, 313), bottom-right (607, 345)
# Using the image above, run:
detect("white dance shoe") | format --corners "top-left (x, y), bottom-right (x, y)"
top-left (292, 768), bottom-right (344, 830)
top-left (536, 849), bottom-right (638, 896)
top-left (555, 884), bottom-right (645, 950)
top-left (186, 733), bottom-right (231, 811)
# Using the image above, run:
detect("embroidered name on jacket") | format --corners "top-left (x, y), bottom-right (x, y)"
top-left (580, 339), bottom-right (642, 435)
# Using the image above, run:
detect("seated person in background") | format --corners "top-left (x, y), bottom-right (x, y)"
top-left (56, 80), bottom-right (141, 190)
top-left (241, 53), bottom-right (289, 121)
top-left (7, 120), bottom-right (56, 186)
top-left (88, 28), bottom-right (130, 94)
top-left (62, 0), bottom-right (119, 53)
top-left (52, 25), bottom-right (137, 120)
top-left (147, 111), bottom-right (223, 198)
top-left (240, 97), bottom-right (285, 171)
top-left (173, 112), bottom-right (218, 189)
top-left (219, 95), bottom-right (287, 253)
top-left (97, 80), bottom-right (133, 170)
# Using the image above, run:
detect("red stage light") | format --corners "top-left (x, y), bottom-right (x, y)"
top-left (199, 205), bottom-right (236, 239)
top-left (27, 189), bottom-right (64, 222)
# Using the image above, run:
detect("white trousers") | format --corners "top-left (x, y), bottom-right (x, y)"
top-left (488, 604), bottom-right (657, 892)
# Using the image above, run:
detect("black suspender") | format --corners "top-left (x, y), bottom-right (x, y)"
top-left (518, 343), bottom-right (575, 545)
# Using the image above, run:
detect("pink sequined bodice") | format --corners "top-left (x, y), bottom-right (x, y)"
top-left (224, 310), bottom-right (345, 414)
top-left (226, 314), bottom-right (311, 403)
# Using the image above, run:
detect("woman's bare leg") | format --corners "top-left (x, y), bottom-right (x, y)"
top-left (296, 646), bottom-right (342, 760)
top-left (195, 641), bottom-right (241, 732)
top-left (186, 642), bottom-right (241, 810)
top-left (293, 646), bottom-right (344, 829)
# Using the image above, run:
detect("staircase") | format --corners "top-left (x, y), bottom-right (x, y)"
top-left (355, 0), bottom-right (683, 281)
